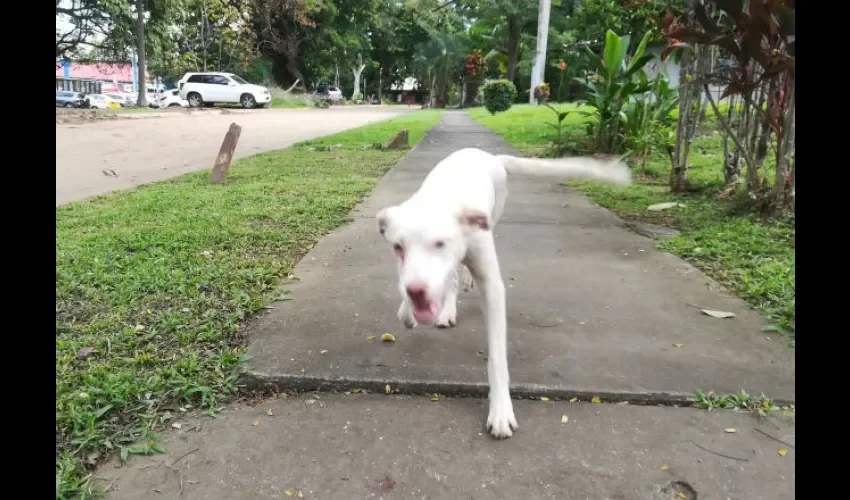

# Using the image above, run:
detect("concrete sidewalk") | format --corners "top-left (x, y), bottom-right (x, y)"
top-left (97, 111), bottom-right (795, 499)
top-left (99, 394), bottom-right (795, 500)
top-left (244, 111), bottom-right (795, 402)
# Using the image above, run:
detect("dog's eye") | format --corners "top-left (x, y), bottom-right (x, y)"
top-left (434, 240), bottom-right (445, 249)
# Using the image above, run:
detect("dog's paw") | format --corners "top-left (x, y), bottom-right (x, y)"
top-left (486, 401), bottom-right (518, 439)
top-left (397, 302), bottom-right (416, 329)
top-left (435, 304), bottom-right (457, 329)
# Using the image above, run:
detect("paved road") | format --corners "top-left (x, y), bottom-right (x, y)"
top-left (55, 107), bottom-right (415, 206)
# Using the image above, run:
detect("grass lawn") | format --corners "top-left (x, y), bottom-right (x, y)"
top-left (55, 109), bottom-right (443, 498)
top-left (469, 104), bottom-right (794, 338)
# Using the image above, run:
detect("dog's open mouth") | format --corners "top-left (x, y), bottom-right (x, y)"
top-left (411, 298), bottom-right (438, 324)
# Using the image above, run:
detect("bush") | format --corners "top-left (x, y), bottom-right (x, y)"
top-left (481, 79), bottom-right (518, 115)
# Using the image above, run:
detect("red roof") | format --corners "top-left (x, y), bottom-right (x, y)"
top-left (56, 63), bottom-right (150, 82)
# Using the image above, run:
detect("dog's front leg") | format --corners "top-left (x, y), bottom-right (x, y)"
top-left (467, 238), bottom-right (518, 439)
top-left (436, 267), bottom-right (458, 328)
top-left (397, 299), bottom-right (416, 329)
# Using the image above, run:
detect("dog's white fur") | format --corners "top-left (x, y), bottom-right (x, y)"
top-left (377, 148), bottom-right (631, 439)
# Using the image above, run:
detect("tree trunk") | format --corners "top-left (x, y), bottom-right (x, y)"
top-left (529, 0), bottom-right (551, 104)
top-left (669, 45), bottom-right (693, 192)
top-left (135, 0), bottom-right (148, 107)
top-left (506, 14), bottom-right (520, 82)
top-left (351, 53), bottom-right (366, 100)
top-left (767, 77), bottom-right (795, 213)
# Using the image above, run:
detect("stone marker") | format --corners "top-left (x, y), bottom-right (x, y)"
top-left (210, 122), bottom-right (242, 184)
top-left (381, 129), bottom-right (409, 150)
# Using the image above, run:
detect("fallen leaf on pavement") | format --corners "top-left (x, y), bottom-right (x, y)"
top-left (591, 396), bottom-right (601, 404)
top-left (673, 343), bottom-right (684, 348)
top-left (367, 336), bottom-right (376, 341)
top-left (351, 388), bottom-right (362, 393)
top-left (267, 409), bottom-right (274, 416)
top-left (677, 492), bottom-right (687, 499)
top-left (385, 384), bottom-right (392, 394)
top-left (380, 333), bottom-right (396, 342)
top-left (252, 419), bottom-right (260, 426)
top-left (778, 448), bottom-right (788, 456)
top-left (660, 464), bottom-right (670, 471)
top-left (701, 309), bottom-right (736, 319)
top-left (431, 394), bottom-right (440, 401)
top-left (561, 415), bottom-right (569, 424)
top-left (724, 428), bottom-right (737, 433)
top-left (320, 349), bottom-right (328, 354)
top-left (171, 423), bottom-right (182, 430)
top-left (569, 397), bottom-right (578, 403)
top-left (539, 396), bottom-right (550, 401)
top-left (285, 490), bottom-right (294, 497)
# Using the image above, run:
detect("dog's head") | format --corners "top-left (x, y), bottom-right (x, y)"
top-left (377, 203), bottom-right (489, 324)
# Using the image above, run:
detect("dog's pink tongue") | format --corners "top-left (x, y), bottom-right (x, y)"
top-left (413, 302), bottom-right (438, 323)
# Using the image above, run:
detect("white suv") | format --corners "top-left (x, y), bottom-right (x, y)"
top-left (178, 72), bottom-right (271, 109)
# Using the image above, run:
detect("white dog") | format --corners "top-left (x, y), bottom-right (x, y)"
top-left (376, 148), bottom-right (631, 439)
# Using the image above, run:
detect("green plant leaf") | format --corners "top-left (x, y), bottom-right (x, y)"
top-left (629, 30), bottom-right (654, 70)
top-left (602, 30), bottom-right (622, 80)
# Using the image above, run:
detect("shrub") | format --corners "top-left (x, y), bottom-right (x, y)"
top-left (481, 79), bottom-right (518, 115)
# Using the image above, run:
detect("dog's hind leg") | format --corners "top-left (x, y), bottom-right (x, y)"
top-left (435, 268), bottom-right (459, 328)
top-left (459, 264), bottom-right (475, 293)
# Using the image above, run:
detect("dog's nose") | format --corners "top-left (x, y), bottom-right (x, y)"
top-left (405, 281), bottom-right (427, 299)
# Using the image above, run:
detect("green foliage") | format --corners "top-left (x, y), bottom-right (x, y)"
top-left (577, 29), bottom-right (655, 153)
top-left (481, 79), bottom-right (518, 115)
top-left (623, 72), bottom-right (679, 172)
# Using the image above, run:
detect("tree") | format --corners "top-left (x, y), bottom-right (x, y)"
top-left (528, 0), bottom-right (551, 104)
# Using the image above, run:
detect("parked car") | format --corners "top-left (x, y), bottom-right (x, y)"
top-left (327, 85), bottom-right (343, 102)
top-left (154, 89), bottom-right (189, 108)
top-left (310, 84), bottom-right (343, 104)
top-left (107, 92), bottom-right (135, 107)
top-left (56, 91), bottom-right (89, 108)
top-left (87, 94), bottom-right (122, 109)
top-left (178, 72), bottom-right (271, 109)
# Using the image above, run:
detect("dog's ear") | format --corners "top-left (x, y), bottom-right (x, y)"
top-left (458, 207), bottom-right (490, 232)
top-left (376, 207), bottom-right (394, 237)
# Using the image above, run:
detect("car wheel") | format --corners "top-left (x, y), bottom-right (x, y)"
top-left (187, 92), bottom-right (204, 108)
top-left (65, 103), bottom-right (74, 108)
top-left (240, 94), bottom-right (257, 109)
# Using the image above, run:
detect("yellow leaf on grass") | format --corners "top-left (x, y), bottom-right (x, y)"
top-left (539, 396), bottom-right (550, 401)
top-left (660, 465), bottom-right (670, 471)
top-left (381, 333), bottom-right (396, 342)
top-left (673, 343), bottom-right (684, 348)
top-left (724, 428), bottom-right (737, 433)
top-left (385, 384), bottom-right (392, 394)
top-left (778, 448), bottom-right (788, 457)
top-left (561, 415), bottom-right (569, 424)
top-left (591, 396), bottom-right (601, 404)
top-left (762, 400), bottom-right (770, 408)
top-left (252, 419), bottom-right (260, 426)
top-left (367, 336), bottom-right (376, 340)
top-left (569, 397), bottom-right (578, 403)
top-left (431, 394), bottom-right (440, 401)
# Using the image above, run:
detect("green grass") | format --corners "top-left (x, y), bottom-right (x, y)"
top-left (55, 109), bottom-right (443, 498)
top-left (469, 104), bottom-right (795, 336)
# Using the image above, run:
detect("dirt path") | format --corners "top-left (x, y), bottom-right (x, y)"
top-left (56, 107), bottom-right (416, 206)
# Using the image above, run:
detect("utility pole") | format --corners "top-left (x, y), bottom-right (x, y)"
top-left (529, 0), bottom-right (551, 105)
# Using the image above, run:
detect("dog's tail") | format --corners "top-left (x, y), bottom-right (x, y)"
top-left (497, 155), bottom-right (632, 186)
